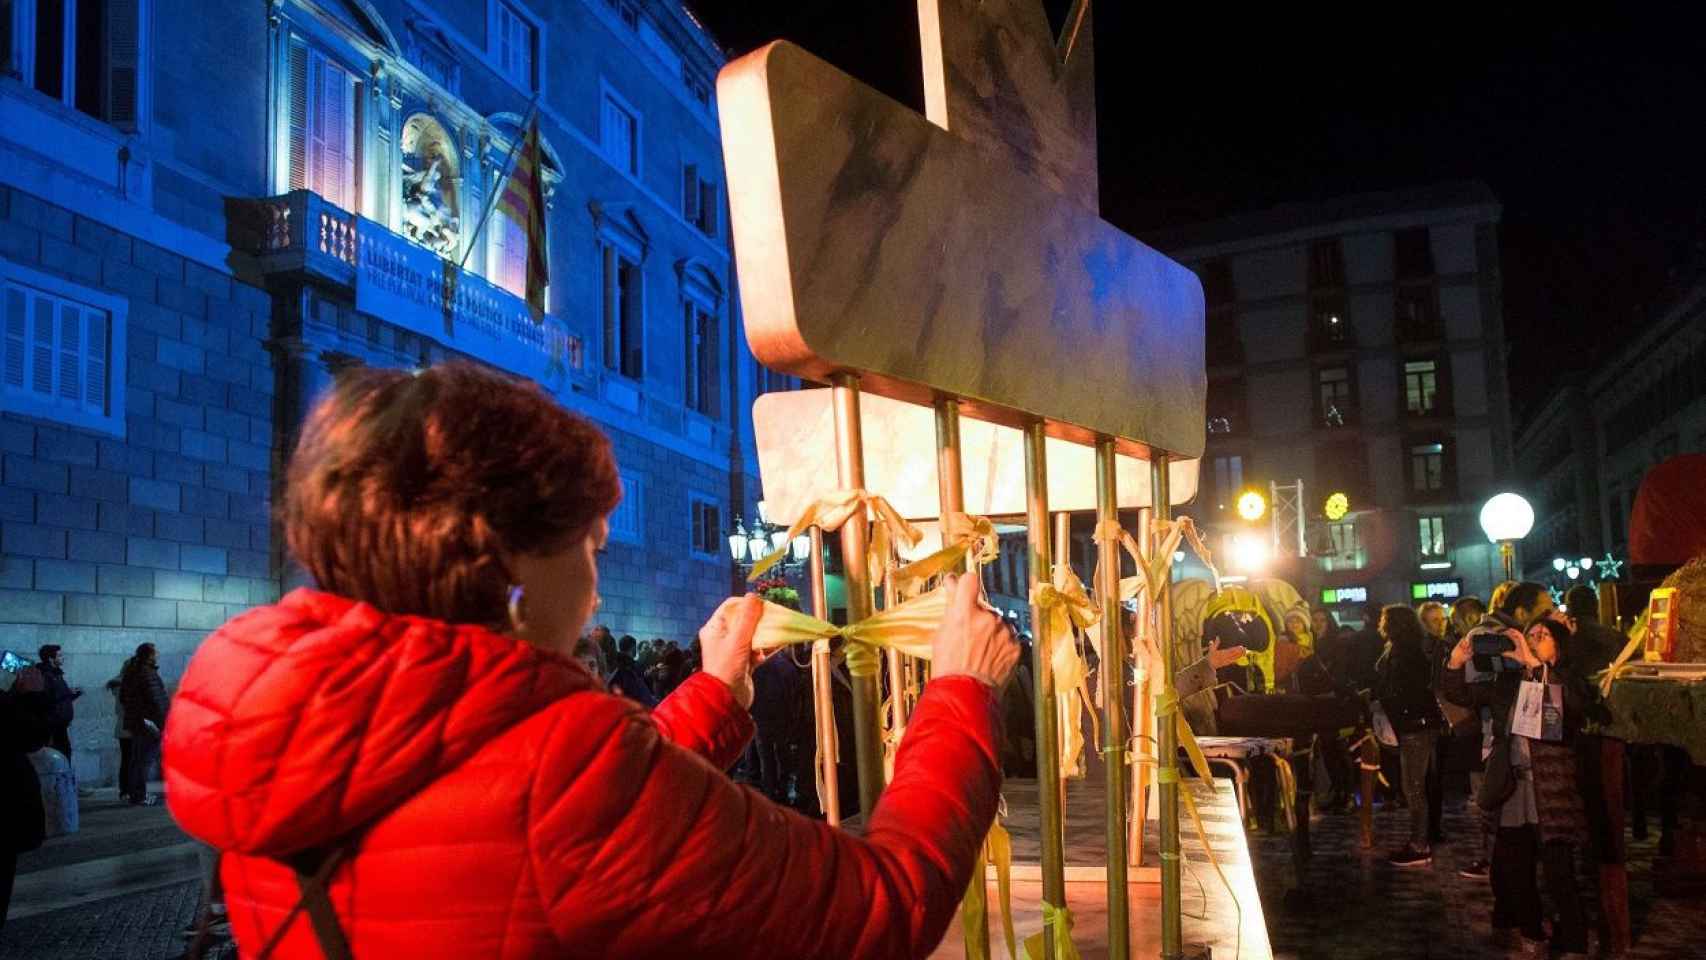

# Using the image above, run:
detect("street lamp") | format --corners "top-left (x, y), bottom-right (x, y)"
top-left (1479, 492), bottom-right (1535, 582)
top-left (1552, 557), bottom-right (1567, 572)
top-left (727, 519), bottom-right (750, 562)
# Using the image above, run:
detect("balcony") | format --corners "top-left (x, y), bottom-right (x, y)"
top-left (235, 190), bottom-right (583, 384)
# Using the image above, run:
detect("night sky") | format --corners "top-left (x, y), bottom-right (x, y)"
top-left (688, 2), bottom-right (1706, 420)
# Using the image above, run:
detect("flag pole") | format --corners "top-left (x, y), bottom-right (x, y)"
top-left (460, 98), bottom-right (541, 271)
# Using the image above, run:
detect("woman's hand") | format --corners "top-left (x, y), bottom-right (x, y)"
top-left (1501, 627), bottom-right (1541, 670)
top-left (930, 573), bottom-right (1019, 689)
top-left (1447, 635), bottom-right (1474, 669)
top-left (699, 594), bottom-right (764, 709)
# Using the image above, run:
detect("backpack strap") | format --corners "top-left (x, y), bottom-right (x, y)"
top-left (253, 845), bottom-right (357, 960)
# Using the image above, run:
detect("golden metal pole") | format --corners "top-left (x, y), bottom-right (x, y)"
top-left (1096, 439), bottom-right (1131, 960)
top-left (1152, 457), bottom-right (1182, 960)
top-left (831, 372), bottom-right (885, 821)
top-left (808, 525), bottom-right (841, 827)
top-left (1131, 505), bottom-right (1153, 866)
top-left (936, 395), bottom-right (990, 960)
top-left (1025, 420), bottom-right (1066, 960)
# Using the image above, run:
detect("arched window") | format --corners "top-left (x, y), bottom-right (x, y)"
top-left (400, 114), bottom-right (462, 257)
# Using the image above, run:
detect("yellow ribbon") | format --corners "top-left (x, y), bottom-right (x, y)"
top-left (893, 512), bottom-right (998, 597)
top-left (1031, 566), bottom-right (1101, 780)
top-left (747, 489), bottom-right (922, 584)
top-left (961, 815), bottom-right (1017, 960)
top-left (1021, 900), bottom-right (1080, 960)
top-left (1273, 754), bottom-right (1297, 832)
top-left (750, 587), bottom-right (945, 677)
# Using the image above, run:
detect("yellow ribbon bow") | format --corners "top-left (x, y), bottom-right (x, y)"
top-left (1020, 899), bottom-right (1080, 960)
top-left (749, 587), bottom-right (945, 677)
top-left (747, 489), bottom-right (922, 585)
top-left (893, 512), bottom-right (999, 597)
top-left (1031, 565), bottom-right (1102, 780)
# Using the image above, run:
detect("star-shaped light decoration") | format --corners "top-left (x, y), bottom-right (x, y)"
top-left (1596, 554), bottom-right (1624, 581)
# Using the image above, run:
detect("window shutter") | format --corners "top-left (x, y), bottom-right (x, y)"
top-left (84, 310), bottom-right (107, 411)
top-left (56, 303), bottom-right (81, 403)
top-left (700, 181), bottom-right (718, 236)
top-left (4, 288), bottom-right (25, 389)
top-left (31, 296), bottom-right (54, 396)
top-left (320, 58), bottom-right (348, 208)
top-left (103, 0), bottom-right (141, 130)
top-left (601, 246), bottom-right (617, 370)
top-left (621, 263), bottom-right (643, 379)
top-left (682, 164), bottom-right (700, 222)
top-left (288, 40), bottom-right (309, 191)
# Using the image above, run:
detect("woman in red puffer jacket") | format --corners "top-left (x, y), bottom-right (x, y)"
top-left (163, 362), bottom-right (1018, 959)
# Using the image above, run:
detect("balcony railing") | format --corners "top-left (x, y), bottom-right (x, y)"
top-left (237, 190), bottom-right (583, 387)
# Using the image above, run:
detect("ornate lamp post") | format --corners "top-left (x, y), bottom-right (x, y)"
top-left (726, 507), bottom-right (810, 578)
top-left (1479, 492), bottom-right (1535, 583)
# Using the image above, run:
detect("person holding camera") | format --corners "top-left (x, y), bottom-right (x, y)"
top-left (1444, 583), bottom-right (1594, 958)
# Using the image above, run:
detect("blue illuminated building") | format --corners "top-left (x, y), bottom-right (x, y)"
top-left (0, 0), bottom-right (784, 781)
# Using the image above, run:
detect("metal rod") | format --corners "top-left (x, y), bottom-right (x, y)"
top-left (936, 396), bottom-right (990, 960)
top-left (1130, 505), bottom-right (1152, 866)
top-left (1025, 421), bottom-right (1066, 960)
top-left (1096, 439), bottom-right (1131, 960)
top-left (831, 373), bottom-right (885, 821)
top-left (883, 571), bottom-right (907, 772)
top-left (808, 525), bottom-right (840, 827)
top-left (1152, 457), bottom-right (1182, 960)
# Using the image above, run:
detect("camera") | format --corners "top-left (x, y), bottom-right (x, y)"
top-left (1465, 630), bottom-right (1516, 683)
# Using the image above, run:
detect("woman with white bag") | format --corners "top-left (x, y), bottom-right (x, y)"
top-left (1447, 583), bottom-right (1596, 959)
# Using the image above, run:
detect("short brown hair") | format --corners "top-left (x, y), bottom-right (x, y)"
top-left (283, 361), bottom-right (620, 628)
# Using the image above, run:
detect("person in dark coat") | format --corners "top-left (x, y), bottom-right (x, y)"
top-left (2, 684), bottom-right (52, 930)
top-left (14, 645), bottom-right (81, 759)
top-left (119, 642), bottom-right (168, 806)
top-left (1443, 583), bottom-right (1594, 957)
top-left (607, 634), bottom-right (658, 708)
top-left (1375, 605), bottom-right (1449, 866)
top-left (748, 650), bottom-right (812, 809)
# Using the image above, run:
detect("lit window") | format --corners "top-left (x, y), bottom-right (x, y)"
top-left (1, 262), bottom-right (126, 437)
top-left (601, 92), bottom-right (640, 176)
top-left (1410, 442), bottom-right (1446, 492)
top-left (1404, 360), bottom-right (1439, 415)
top-left (494, 2), bottom-right (537, 90)
top-left (493, 212), bottom-right (528, 298)
top-left (1321, 520), bottom-right (1366, 572)
top-left (1418, 515), bottom-right (1447, 557)
top-left (288, 42), bottom-right (359, 212)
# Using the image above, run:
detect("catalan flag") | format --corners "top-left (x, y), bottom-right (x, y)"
top-left (497, 119), bottom-right (549, 320)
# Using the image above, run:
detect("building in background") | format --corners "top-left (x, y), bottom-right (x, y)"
top-left (0, 0), bottom-right (785, 782)
top-left (1150, 182), bottom-right (1514, 626)
top-left (1512, 380), bottom-right (1601, 581)
top-left (1519, 278), bottom-right (1706, 578)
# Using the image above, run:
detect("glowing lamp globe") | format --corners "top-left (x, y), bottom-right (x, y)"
top-left (1479, 493), bottom-right (1534, 544)
top-left (1324, 492), bottom-right (1350, 521)
top-left (1236, 489), bottom-right (1267, 522)
top-left (1553, 557), bottom-right (1567, 572)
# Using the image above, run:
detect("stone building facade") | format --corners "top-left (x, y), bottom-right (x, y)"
top-left (0, 0), bottom-right (780, 782)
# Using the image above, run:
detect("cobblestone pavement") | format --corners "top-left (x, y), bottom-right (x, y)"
top-left (1249, 796), bottom-right (1705, 960)
top-left (5, 787), bottom-right (1702, 959)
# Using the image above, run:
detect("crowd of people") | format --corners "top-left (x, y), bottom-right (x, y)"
top-left (1276, 580), bottom-right (1675, 960)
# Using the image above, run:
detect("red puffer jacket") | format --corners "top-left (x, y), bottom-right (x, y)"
top-left (164, 589), bottom-right (1001, 959)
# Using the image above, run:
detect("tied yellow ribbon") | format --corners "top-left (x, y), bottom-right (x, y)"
top-left (750, 587), bottom-right (945, 677)
top-left (1032, 565), bottom-right (1102, 780)
top-left (1152, 688), bottom-right (1242, 906)
top-left (960, 815), bottom-right (1017, 960)
top-left (1020, 900), bottom-right (1080, 960)
top-left (893, 512), bottom-right (999, 597)
top-left (747, 489), bottom-right (922, 585)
